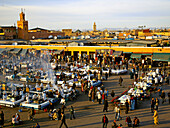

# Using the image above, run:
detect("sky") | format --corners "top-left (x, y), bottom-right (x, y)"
top-left (0, 0), bottom-right (170, 30)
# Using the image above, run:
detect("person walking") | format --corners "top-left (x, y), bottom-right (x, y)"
top-left (33, 122), bottom-right (40, 128)
top-left (102, 114), bottom-right (108, 128)
top-left (88, 89), bottom-right (92, 101)
top-left (103, 99), bottom-right (108, 112)
top-left (117, 106), bottom-right (121, 121)
top-left (125, 99), bottom-right (129, 114)
top-left (92, 90), bottom-right (95, 103)
top-left (158, 87), bottom-right (162, 97)
top-left (104, 89), bottom-right (109, 98)
top-left (153, 109), bottom-right (159, 125)
top-left (28, 107), bottom-right (35, 121)
top-left (155, 98), bottom-right (159, 110)
top-left (111, 90), bottom-right (115, 98)
top-left (130, 70), bottom-right (133, 79)
top-left (98, 92), bottom-right (102, 104)
top-left (59, 113), bottom-right (68, 128)
top-left (134, 69), bottom-right (138, 81)
top-left (168, 91), bottom-right (170, 104)
top-left (126, 116), bottom-right (132, 127)
top-left (49, 100), bottom-right (54, 111)
top-left (114, 105), bottom-right (118, 120)
top-left (57, 108), bottom-right (61, 120)
top-left (119, 76), bottom-right (123, 86)
top-left (69, 106), bottom-right (76, 120)
top-left (105, 72), bottom-right (108, 80)
top-left (102, 93), bottom-right (105, 104)
top-left (61, 105), bottom-right (67, 114)
top-left (161, 91), bottom-right (165, 104)
top-left (112, 120), bottom-right (118, 128)
top-left (151, 98), bottom-right (155, 113)
top-left (0, 111), bottom-right (4, 127)
top-left (133, 117), bottom-right (140, 127)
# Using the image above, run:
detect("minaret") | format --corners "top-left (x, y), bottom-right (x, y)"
top-left (93, 22), bottom-right (96, 31)
top-left (17, 9), bottom-right (28, 40)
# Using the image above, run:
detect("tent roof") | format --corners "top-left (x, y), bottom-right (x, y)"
top-left (113, 51), bottom-right (122, 57)
top-left (0, 48), bottom-right (5, 54)
top-left (131, 53), bottom-right (142, 59)
top-left (53, 49), bottom-right (63, 54)
top-left (152, 53), bottom-right (170, 62)
top-left (20, 49), bottom-right (28, 56)
top-left (10, 48), bottom-right (22, 54)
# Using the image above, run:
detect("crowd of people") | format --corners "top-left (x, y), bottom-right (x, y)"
top-left (0, 48), bottom-right (169, 128)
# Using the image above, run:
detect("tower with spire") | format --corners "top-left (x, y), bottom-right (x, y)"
top-left (17, 9), bottom-right (28, 40)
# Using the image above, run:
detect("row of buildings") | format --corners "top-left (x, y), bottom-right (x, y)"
top-left (0, 10), bottom-right (170, 47)
top-left (0, 10), bottom-right (65, 40)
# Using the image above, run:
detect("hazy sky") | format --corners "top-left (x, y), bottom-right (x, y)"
top-left (0, 0), bottom-right (170, 30)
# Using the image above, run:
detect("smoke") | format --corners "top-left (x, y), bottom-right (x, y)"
top-left (40, 51), bottom-right (58, 90)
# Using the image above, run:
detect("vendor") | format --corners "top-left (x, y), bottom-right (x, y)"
top-left (29, 85), bottom-right (32, 89)
top-left (68, 87), bottom-right (72, 92)
top-left (42, 92), bottom-right (47, 101)
top-left (46, 83), bottom-right (50, 90)
top-left (12, 115), bottom-right (16, 126)
top-left (19, 90), bottom-right (24, 98)
top-left (15, 113), bottom-right (20, 124)
top-left (146, 75), bottom-right (150, 83)
top-left (35, 83), bottom-right (40, 90)
top-left (60, 98), bottom-right (66, 105)
top-left (37, 93), bottom-right (42, 101)
top-left (26, 94), bottom-right (30, 103)
top-left (14, 90), bottom-right (18, 96)
top-left (61, 84), bottom-right (65, 89)
top-left (32, 94), bottom-right (37, 100)
top-left (156, 68), bottom-right (159, 75)
top-left (40, 83), bottom-right (44, 91)
top-left (12, 90), bottom-right (15, 96)
top-left (3, 91), bottom-right (7, 100)
top-left (14, 90), bottom-right (19, 100)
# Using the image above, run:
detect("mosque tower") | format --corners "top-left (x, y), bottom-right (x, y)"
top-left (93, 22), bottom-right (96, 32)
top-left (17, 9), bottom-right (28, 40)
